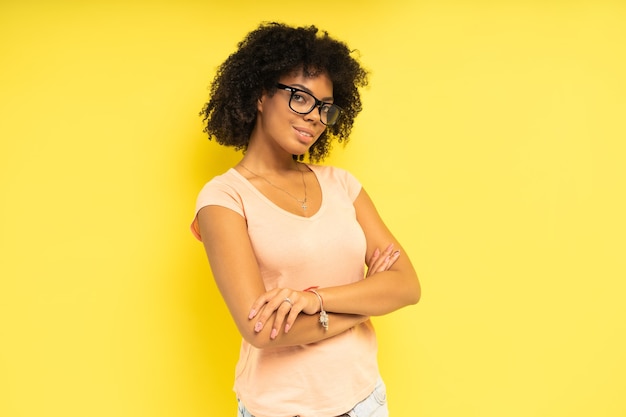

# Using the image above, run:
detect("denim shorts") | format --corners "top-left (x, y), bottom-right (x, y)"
top-left (237, 376), bottom-right (388, 417)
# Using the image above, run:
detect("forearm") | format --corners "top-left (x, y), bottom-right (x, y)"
top-left (334, 187), bottom-right (421, 316)
top-left (320, 268), bottom-right (420, 316)
top-left (245, 311), bottom-right (368, 349)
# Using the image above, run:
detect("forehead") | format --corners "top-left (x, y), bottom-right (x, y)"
top-left (279, 70), bottom-right (334, 98)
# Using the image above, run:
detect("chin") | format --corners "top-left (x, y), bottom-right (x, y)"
top-left (297, 140), bottom-right (318, 154)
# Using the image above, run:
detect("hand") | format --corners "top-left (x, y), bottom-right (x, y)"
top-left (366, 243), bottom-right (400, 277)
top-left (248, 287), bottom-right (319, 340)
top-left (248, 244), bottom-right (400, 341)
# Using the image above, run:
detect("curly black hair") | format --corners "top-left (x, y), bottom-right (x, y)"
top-left (199, 22), bottom-right (369, 162)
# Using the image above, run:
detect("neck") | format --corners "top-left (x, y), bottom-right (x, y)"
top-left (239, 154), bottom-right (301, 175)
top-left (242, 141), bottom-right (302, 175)
top-left (242, 116), bottom-right (307, 173)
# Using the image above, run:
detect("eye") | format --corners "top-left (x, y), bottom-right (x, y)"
top-left (292, 93), bottom-right (307, 103)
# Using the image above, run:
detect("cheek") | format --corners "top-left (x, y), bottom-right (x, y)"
top-left (264, 98), bottom-right (288, 120)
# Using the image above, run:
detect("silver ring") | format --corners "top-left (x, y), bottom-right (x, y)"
top-left (283, 297), bottom-right (294, 306)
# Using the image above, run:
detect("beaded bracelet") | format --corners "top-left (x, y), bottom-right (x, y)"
top-left (304, 286), bottom-right (328, 331)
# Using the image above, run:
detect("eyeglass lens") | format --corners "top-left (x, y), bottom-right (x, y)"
top-left (287, 89), bottom-right (341, 126)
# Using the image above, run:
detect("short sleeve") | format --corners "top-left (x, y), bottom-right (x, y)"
top-left (342, 169), bottom-right (362, 202)
top-left (190, 175), bottom-right (244, 241)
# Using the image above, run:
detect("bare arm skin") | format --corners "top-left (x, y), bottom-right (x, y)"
top-left (249, 188), bottom-right (421, 331)
top-left (317, 188), bottom-right (421, 314)
top-left (196, 205), bottom-right (369, 349)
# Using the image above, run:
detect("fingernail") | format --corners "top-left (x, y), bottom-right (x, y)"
top-left (393, 250), bottom-right (400, 257)
top-left (254, 322), bottom-right (263, 332)
top-left (270, 328), bottom-right (278, 339)
top-left (373, 248), bottom-right (380, 257)
top-left (248, 309), bottom-right (256, 319)
top-left (284, 324), bottom-right (291, 333)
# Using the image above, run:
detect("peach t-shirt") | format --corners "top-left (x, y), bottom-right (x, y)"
top-left (192, 164), bottom-right (379, 417)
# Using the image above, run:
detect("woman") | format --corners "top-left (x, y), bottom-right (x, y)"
top-left (191, 22), bottom-right (420, 417)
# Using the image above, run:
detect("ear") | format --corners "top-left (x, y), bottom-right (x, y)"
top-left (257, 88), bottom-right (271, 112)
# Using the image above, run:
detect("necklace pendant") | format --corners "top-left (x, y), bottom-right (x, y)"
top-left (239, 163), bottom-right (309, 213)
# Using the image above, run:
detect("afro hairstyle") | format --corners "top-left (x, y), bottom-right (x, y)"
top-left (199, 22), bottom-right (369, 161)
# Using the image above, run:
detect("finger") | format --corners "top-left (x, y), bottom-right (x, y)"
top-left (366, 248), bottom-right (382, 278)
top-left (253, 298), bottom-right (282, 332)
top-left (381, 243), bottom-right (394, 257)
top-left (376, 255), bottom-right (391, 273)
top-left (367, 244), bottom-right (394, 276)
top-left (252, 304), bottom-right (269, 333)
top-left (378, 250), bottom-right (400, 272)
top-left (386, 250), bottom-right (401, 269)
top-left (367, 247), bottom-right (381, 267)
top-left (270, 299), bottom-right (295, 339)
top-left (250, 290), bottom-right (283, 333)
top-left (368, 248), bottom-right (402, 276)
top-left (366, 247), bottom-right (384, 277)
top-left (374, 250), bottom-right (400, 273)
top-left (283, 307), bottom-right (301, 333)
top-left (375, 244), bottom-right (395, 269)
top-left (249, 289), bottom-right (280, 319)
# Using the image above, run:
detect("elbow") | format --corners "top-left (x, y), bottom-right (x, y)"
top-left (245, 334), bottom-right (273, 349)
top-left (239, 326), bottom-right (274, 349)
top-left (406, 277), bottom-right (421, 306)
top-left (403, 288), bottom-right (420, 307)
top-left (244, 335), bottom-right (267, 349)
top-left (395, 268), bottom-right (420, 307)
top-left (238, 327), bottom-right (261, 348)
top-left (409, 288), bottom-right (421, 305)
top-left (232, 313), bottom-right (270, 349)
top-left (235, 313), bottom-right (288, 349)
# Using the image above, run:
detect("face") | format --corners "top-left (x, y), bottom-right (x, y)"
top-left (255, 70), bottom-right (334, 156)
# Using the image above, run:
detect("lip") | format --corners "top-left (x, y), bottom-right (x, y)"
top-left (293, 126), bottom-right (316, 143)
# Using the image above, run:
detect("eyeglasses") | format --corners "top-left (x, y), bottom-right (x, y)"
top-left (275, 83), bottom-right (342, 126)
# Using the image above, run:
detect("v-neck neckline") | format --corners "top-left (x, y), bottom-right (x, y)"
top-left (230, 164), bottom-right (326, 220)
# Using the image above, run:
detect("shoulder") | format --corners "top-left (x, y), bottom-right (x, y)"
top-left (191, 169), bottom-right (246, 240)
top-left (308, 164), bottom-right (359, 182)
top-left (196, 168), bottom-right (248, 199)
top-left (195, 169), bottom-right (248, 215)
top-left (199, 168), bottom-right (240, 190)
top-left (308, 164), bottom-right (362, 201)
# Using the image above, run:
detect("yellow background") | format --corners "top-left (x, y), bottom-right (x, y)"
top-left (1, 1), bottom-right (625, 416)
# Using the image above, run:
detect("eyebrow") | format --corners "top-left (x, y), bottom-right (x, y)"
top-left (290, 83), bottom-right (334, 102)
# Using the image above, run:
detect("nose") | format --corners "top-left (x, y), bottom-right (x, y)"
top-left (303, 105), bottom-right (322, 124)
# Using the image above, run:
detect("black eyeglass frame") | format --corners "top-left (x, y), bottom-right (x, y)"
top-left (275, 83), bottom-right (343, 126)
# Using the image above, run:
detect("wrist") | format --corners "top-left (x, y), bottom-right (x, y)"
top-left (302, 286), bottom-right (318, 311)
top-left (304, 286), bottom-right (328, 331)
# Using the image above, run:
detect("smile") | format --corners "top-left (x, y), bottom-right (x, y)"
top-left (294, 127), bottom-right (314, 138)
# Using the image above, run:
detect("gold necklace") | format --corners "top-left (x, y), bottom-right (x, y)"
top-left (240, 163), bottom-right (308, 211)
